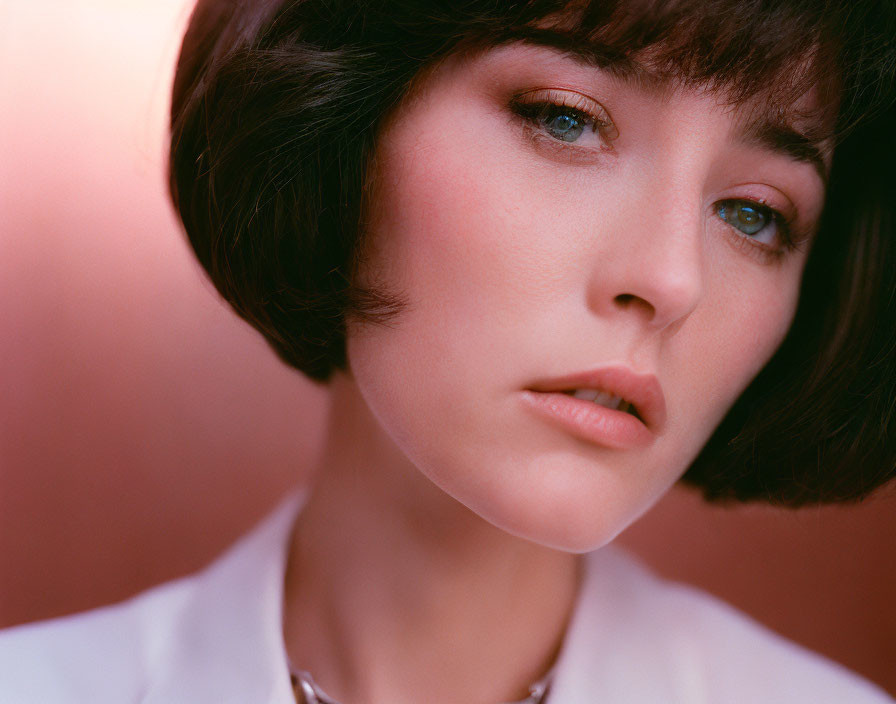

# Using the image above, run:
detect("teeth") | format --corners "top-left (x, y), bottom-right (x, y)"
top-left (593, 391), bottom-right (622, 409)
top-left (570, 389), bottom-right (626, 411)
top-left (572, 389), bottom-right (599, 402)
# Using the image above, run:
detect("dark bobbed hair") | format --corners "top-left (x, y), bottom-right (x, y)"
top-left (169, 0), bottom-right (895, 506)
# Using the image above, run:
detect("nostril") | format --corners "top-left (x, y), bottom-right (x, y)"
top-left (613, 293), bottom-right (657, 320)
top-left (614, 293), bottom-right (653, 309)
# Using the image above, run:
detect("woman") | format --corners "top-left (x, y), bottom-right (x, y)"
top-left (1, 0), bottom-right (894, 701)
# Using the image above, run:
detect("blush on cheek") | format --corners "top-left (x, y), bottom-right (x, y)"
top-left (752, 288), bottom-right (802, 361)
top-left (721, 292), bottom-right (800, 405)
top-left (370, 156), bottom-right (517, 316)
top-left (671, 271), bottom-right (802, 450)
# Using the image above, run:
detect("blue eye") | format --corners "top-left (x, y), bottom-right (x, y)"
top-left (541, 109), bottom-right (588, 142)
top-left (510, 92), bottom-right (611, 148)
top-left (717, 199), bottom-right (779, 243)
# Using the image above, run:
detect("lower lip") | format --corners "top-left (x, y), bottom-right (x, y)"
top-left (519, 390), bottom-right (654, 450)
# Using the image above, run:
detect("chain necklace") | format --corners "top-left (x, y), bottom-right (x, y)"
top-left (290, 668), bottom-right (553, 704)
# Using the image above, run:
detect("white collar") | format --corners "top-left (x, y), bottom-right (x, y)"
top-left (142, 491), bottom-right (306, 703)
top-left (140, 491), bottom-right (878, 704)
top-left (141, 490), bottom-right (665, 703)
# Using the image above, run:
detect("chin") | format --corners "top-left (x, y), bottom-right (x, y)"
top-left (551, 502), bottom-right (641, 553)
top-left (477, 487), bottom-right (647, 554)
top-left (492, 508), bottom-right (628, 554)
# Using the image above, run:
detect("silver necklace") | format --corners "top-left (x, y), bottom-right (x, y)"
top-left (290, 668), bottom-right (553, 704)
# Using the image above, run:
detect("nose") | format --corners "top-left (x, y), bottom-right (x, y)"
top-left (585, 188), bottom-right (704, 333)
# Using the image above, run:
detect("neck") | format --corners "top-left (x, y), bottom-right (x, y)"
top-left (282, 373), bottom-right (580, 704)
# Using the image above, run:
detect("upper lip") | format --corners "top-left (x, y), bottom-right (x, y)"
top-left (526, 365), bottom-right (667, 433)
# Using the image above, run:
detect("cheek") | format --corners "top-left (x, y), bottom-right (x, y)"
top-left (363, 83), bottom-right (607, 316)
top-left (357, 112), bottom-right (553, 384)
top-left (723, 266), bottom-right (801, 378)
top-left (681, 259), bottom-right (804, 441)
top-left (347, 119), bottom-right (507, 474)
top-left (347, 98), bottom-right (589, 509)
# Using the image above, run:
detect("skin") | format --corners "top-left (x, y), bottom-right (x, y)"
top-left (283, 43), bottom-right (827, 704)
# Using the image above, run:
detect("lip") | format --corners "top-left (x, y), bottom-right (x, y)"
top-left (520, 366), bottom-right (667, 450)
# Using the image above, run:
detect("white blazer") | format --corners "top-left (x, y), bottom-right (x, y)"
top-left (0, 493), bottom-right (891, 703)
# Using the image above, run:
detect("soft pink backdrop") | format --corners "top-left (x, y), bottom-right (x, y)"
top-left (1, 1), bottom-right (893, 695)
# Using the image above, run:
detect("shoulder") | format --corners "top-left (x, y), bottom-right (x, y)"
top-left (0, 572), bottom-right (195, 702)
top-left (567, 546), bottom-right (893, 703)
top-left (0, 491), bottom-right (304, 704)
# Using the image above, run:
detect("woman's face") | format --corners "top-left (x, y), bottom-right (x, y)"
top-left (346, 43), bottom-right (827, 552)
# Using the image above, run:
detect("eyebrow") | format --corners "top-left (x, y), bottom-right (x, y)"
top-left (742, 122), bottom-right (829, 185)
top-left (501, 32), bottom-right (831, 183)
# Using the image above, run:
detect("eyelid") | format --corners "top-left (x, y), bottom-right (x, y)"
top-left (511, 88), bottom-right (619, 141)
top-left (728, 193), bottom-right (809, 248)
top-left (717, 178), bottom-right (816, 241)
top-left (715, 197), bottom-right (812, 266)
top-left (718, 198), bottom-right (786, 248)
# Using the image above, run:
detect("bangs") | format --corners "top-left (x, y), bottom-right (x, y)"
top-left (440, 0), bottom-right (895, 141)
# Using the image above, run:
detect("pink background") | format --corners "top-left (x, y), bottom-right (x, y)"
top-left (1, 1), bottom-right (893, 695)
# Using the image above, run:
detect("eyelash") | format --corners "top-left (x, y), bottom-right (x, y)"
top-left (718, 200), bottom-right (800, 264)
top-left (509, 91), bottom-right (807, 263)
top-left (508, 89), bottom-right (617, 154)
